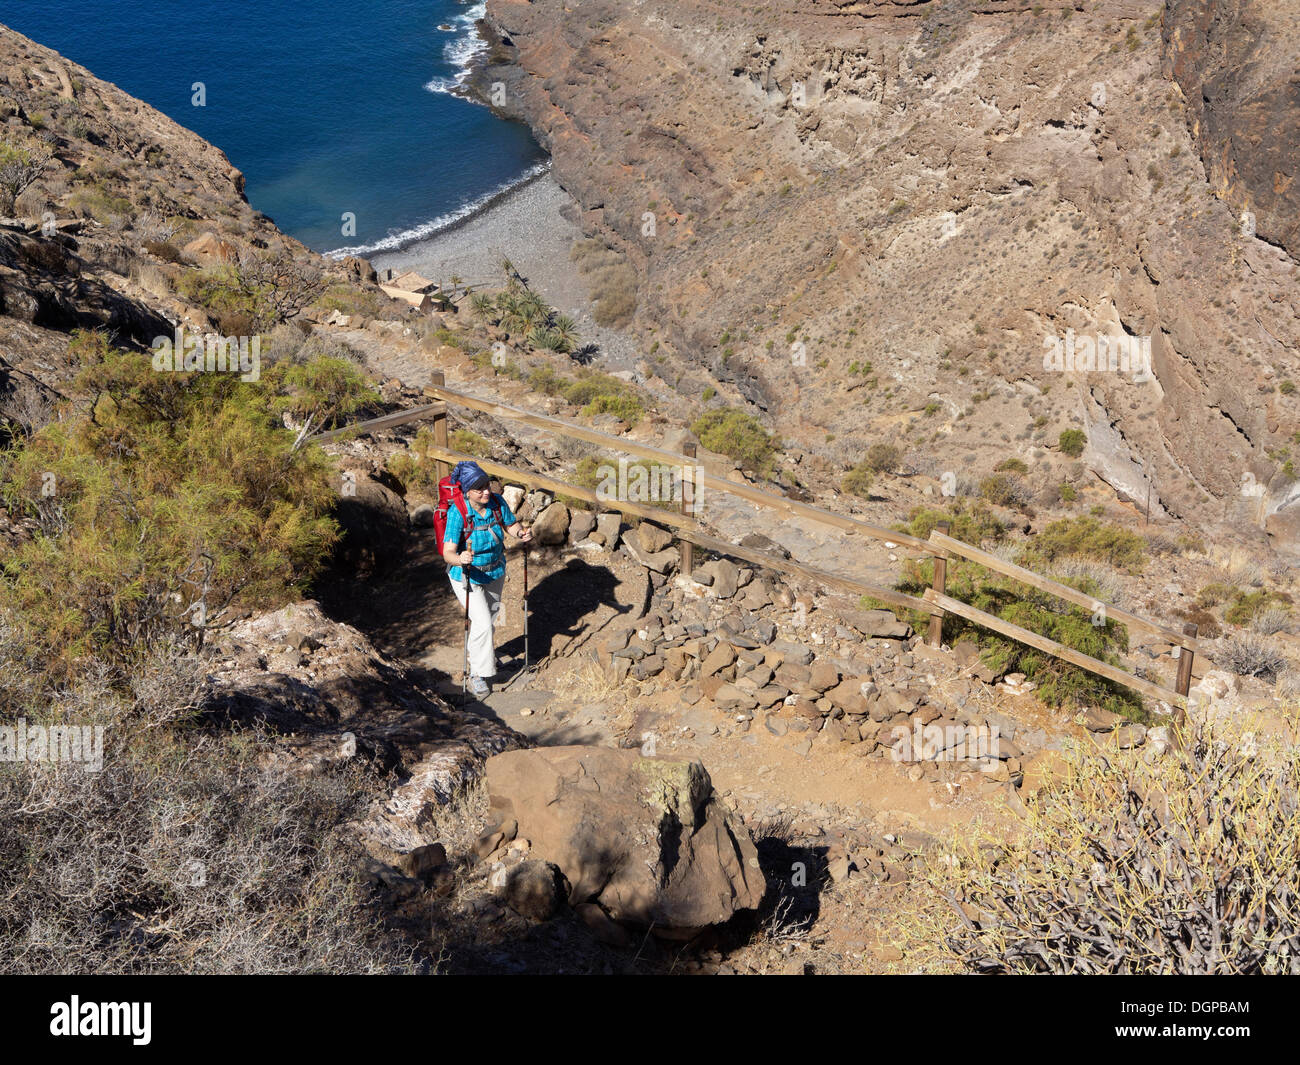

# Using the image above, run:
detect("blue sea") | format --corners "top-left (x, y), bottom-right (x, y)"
top-left (1, 0), bottom-right (547, 255)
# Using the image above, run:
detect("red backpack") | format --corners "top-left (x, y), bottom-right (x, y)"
top-left (434, 476), bottom-right (505, 553)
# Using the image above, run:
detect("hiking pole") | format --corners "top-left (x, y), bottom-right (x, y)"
top-left (462, 570), bottom-right (471, 706)
top-left (503, 534), bottom-right (533, 690)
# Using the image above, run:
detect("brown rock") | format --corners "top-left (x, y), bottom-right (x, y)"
top-left (808, 660), bottom-right (840, 693)
top-left (700, 642), bottom-right (737, 679)
top-left (569, 509), bottom-right (597, 542)
top-left (532, 501), bottom-right (571, 545)
top-left (576, 902), bottom-right (634, 947)
top-left (635, 521), bottom-right (673, 553)
top-left (484, 747), bottom-right (765, 928)
top-left (500, 860), bottom-right (569, 921)
top-left (183, 231), bottom-right (238, 265)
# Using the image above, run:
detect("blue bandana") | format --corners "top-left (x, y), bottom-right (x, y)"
top-left (452, 460), bottom-right (490, 492)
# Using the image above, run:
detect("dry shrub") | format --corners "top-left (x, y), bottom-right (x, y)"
top-left (0, 645), bottom-right (420, 974)
top-left (1252, 605), bottom-right (1291, 636)
top-left (1220, 632), bottom-right (1287, 680)
top-left (898, 721), bottom-right (1300, 973)
top-left (1215, 547), bottom-right (1265, 589)
top-left (133, 260), bottom-right (172, 300)
top-left (1047, 556), bottom-right (1126, 607)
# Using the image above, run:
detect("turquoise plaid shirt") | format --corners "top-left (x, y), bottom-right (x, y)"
top-left (443, 494), bottom-right (516, 584)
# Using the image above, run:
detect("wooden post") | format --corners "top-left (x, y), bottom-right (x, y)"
top-left (1175, 621), bottom-right (1197, 706)
top-left (927, 522), bottom-right (949, 648)
top-left (680, 443), bottom-right (696, 578)
top-left (430, 370), bottom-right (449, 482)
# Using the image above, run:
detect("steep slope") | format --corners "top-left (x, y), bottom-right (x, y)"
top-left (481, 0), bottom-right (1300, 550)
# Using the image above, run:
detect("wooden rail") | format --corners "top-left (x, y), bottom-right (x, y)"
top-left (318, 382), bottom-right (1203, 710)
top-left (423, 381), bottom-right (942, 556)
top-left (307, 402), bottom-right (447, 444)
top-left (928, 531), bottom-right (1212, 656)
top-left (924, 589), bottom-right (1188, 710)
top-left (423, 442), bottom-right (928, 614)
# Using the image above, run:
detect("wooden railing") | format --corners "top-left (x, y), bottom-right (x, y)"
top-left (317, 372), bottom-right (1201, 712)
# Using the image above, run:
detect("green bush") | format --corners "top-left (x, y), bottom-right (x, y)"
top-left (529, 367), bottom-right (644, 423)
top-left (995, 457), bottom-right (1029, 474)
top-left (0, 332), bottom-right (351, 680)
top-left (978, 472), bottom-right (1029, 509)
top-left (449, 428), bottom-right (491, 457)
top-left (899, 558), bottom-right (1144, 721)
top-left (691, 407), bottom-right (777, 473)
top-left (864, 443), bottom-right (901, 473)
top-left (842, 462), bottom-right (873, 498)
top-left (1196, 581), bottom-right (1237, 608)
top-left (574, 453), bottom-right (676, 512)
top-left (1058, 428), bottom-right (1086, 457)
top-left (583, 392), bottom-right (644, 423)
top-left (898, 503), bottom-right (1006, 546)
top-left (1019, 516), bottom-right (1146, 574)
top-left (1223, 588), bottom-right (1292, 627)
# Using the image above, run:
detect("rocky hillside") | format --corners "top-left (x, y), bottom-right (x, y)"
top-left (480, 0), bottom-right (1300, 550)
top-left (0, 24), bottom-right (385, 435)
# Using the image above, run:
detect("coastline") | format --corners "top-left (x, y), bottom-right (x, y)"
top-left (366, 11), bottom-right (642, 373)
top-left (368, 171), bottom-right (640, 373)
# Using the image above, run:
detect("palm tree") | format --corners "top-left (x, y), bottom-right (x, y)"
top-left (496, 292), bottom-right (527, 333)
top-left (526, 324), bottom-right (557, 351)
top-left (551, 314), bottom-right (579, 354)
top-left (516, 291), bottom-right (548, 330)
top-left (468, 291), bottom-right (496, 321)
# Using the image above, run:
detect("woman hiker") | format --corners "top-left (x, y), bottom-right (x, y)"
top-left (441, 461), bottom-right (532, 696)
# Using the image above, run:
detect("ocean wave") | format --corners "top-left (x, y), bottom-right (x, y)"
top-left (323, 159), bottom-right (550, 259)
top-left (424, 1), bottom-right (488, 96)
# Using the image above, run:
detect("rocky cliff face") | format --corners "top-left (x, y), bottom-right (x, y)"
top-left (483, 0), bottom-right (1300, 550)
top-left (1164, 0), bottom-right (1300, 258)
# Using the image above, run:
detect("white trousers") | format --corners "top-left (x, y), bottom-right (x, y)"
top-left (450, 575), bottom-right (504, 679)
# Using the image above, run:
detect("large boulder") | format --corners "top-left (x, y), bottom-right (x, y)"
top-left (484, 746), bottom-right (765, 931)
top-left (532, 501), bottom-right (570, 544)
top-left (568, 508), bottom-right (596, 543)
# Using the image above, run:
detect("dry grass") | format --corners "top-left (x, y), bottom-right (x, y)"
top-left (1212, 545), bottom-right (1265, 589)
top-left (0, 643), bottom-right (424, 974)
top-left (133, 260), bottom-right (172, 300)
top-left (1047, 556), bottom-right (1127, 606)
top-left (569, 238), bottom-right (638, 327)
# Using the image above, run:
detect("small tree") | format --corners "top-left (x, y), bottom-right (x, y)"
top-left (0, 134), bottom-right (54, 214)
top-left (235, 248), bottom-right (326, 328)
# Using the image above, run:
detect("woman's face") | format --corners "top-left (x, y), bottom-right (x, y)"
top-left (466, 485), bottom-right (490, 506)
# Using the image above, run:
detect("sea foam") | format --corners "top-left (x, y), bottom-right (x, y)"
top-left (424, 2), bottom-right (488, 95)
top-left (324, 159), bottom-right (549, 259)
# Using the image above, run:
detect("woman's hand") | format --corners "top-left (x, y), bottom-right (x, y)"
top-left (517, 527), bottom-right (533, 543)
top-left (458, 550), bottom-right (474, 566)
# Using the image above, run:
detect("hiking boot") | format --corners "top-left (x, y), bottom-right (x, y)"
top-left (469, 676), bottom-right (490, 697)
